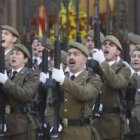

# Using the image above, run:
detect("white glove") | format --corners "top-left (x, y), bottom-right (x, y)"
top-left (0, 71), bottom-right (8, 84)
top-left (93, 49), bottom-right (105, 64)
top-left (52, 64), bottom-right (65, 85)
top-left (39, 72), bottom-right (49, 84)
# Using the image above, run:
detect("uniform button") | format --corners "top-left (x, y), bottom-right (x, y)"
top-left (64, 98), bottom-right (68, 102)
top-left (64, 109), bottom-right (67, 112)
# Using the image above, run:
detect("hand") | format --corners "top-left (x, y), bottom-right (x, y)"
top-left (0, 71), bottom-right (8, 84)
top-left (39, 72), bottom-right (49, 84)
top-left (93, 49), bottom-right (105, 64)
top-left (52, 64), bottom-right (65, 85)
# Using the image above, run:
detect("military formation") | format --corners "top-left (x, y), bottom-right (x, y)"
top-left (1, 2), bottom-right (140, 140)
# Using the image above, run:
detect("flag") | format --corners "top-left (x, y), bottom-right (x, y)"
top-left (39, 17), bottom-right (45, 37)
top-left (38, 4), bottom-right (46, 37)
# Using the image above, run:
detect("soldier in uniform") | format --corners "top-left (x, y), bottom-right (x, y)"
top-left (125, 46), bottom-right (140, 140)
top-left (32, 37), bottom-right (54, 71)
top-left (40, 41), bottom-right (102, 140)
top-left (86, 30), bottom-right (105, 75)
top-left (0, 43), bottom-right (39, 140)
top-left (32, 36), bottom-right (44, 70)
top-left (1, 25), bottom-right (19, 70)
top-left (86, 29), bottom-right (104, 59)
top-left (92, 35), bottom-right (131, 140)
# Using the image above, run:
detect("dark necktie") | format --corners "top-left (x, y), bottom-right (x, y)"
top-left (10, 71), bottom-right (17, 80)
top-left (33, 58), bottom-right (38, 65)
top-left (70, 75), bottom-right (75, 80)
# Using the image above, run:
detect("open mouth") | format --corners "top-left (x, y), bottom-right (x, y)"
top-left (33, 48), bottom-right (37, 51)
top-left (133, 62), bottom-right (139, 65)
top-left (68, 60), bottom-right (76, 66)
top-left (10, 59), bottom-right (16, 64)
top-left (104, 50), bottom-right (109, 54)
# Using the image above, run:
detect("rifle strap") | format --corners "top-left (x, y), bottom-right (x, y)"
top-left (115, 60), bottom-right (127, 106)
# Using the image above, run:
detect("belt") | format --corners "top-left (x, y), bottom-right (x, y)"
top-left (5, 105), bottom-right (23, 114)
top-left (103, 107), bottom-right (120, 114)
top-left (61, 118), bottom-right (90, 127)
top-left (5, 104), bottom-right (35, 115)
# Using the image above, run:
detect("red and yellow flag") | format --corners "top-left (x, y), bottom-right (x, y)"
top-left (38, 4), bottom-right (46, 37)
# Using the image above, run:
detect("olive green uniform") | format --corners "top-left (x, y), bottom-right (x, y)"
top-left (0, 67), bottom-right (39, 140)
top-left (125, 73), bottom-right (140, 140)
top-left (94, 60), bottom-right (131, 140)
top-left (48, 70), bottom-right (102, 140)
top-left (5, 51), bottom-right (11, 71)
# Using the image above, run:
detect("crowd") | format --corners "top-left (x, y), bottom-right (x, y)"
top-left (0, 25), bottom-right (140, 140)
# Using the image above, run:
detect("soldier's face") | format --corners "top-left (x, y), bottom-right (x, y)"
top-left (1, 30), bottom-right (17, 49)
top-left (102, 40), bottom-right (120, 62)
top-left (32, 40), bottom-right (44, 57)
top-left (37, 42), bottom-right (44, 57)
top-left (32, 39), bottom-right (39, 56)
top-left (86, 36), bottom-right (94, 56)
top-left (131, 50), bottom-right (140, 71)
top-left (10, 50), bottom-right (28, 69)
top-left (67, 48), bottom-right (87, 73)
top-left (129, 43), bottom-right (137, 56)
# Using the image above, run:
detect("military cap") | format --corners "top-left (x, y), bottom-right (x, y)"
top-left (13, 43), bottom-right (31, 59)
top-left (1, 25), bottom-right (19, 38)
top-left (61, 50), bottom-right (67, 65)
top-left (103, 35), bottom-right (122, 50)
top-left (68, 42), bottom-right (89, 57)
top-left (35, 36), bottom-right (43, 43)
top-left (87, 30), bottom-right (105, 43)
top-left (45, 38), bottom-right (54, 50)
top-left (132, 45), bottom-right (140, 52)
top-left (41, 37), bottom-right (54, 50)
top-left (128, 32), bottom-right (140, 45)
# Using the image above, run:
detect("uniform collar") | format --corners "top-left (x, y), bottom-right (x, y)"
top-left (69, 69), bottom-right (84, 78)
top-left (12, 67), bottom-right (23, 73)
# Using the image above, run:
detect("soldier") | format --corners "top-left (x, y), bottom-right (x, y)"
top-left (1, 25), bottom-right (19, 70)
top-left (32, 37), bottom-right (54, 71)
top-left (125, 46), bottom-right (140, 140)
top-left (86, 29), bottom-right (104, 58)
top-left (40, 41), bottom-right (102, 140)
top-left (32, 36), bottom-right (44, 69)
top-left (128, 32), bottom-right (140, 56)
top-left (86, 29), bottom-right (104, 75)
top-left (92, 35), bottom-right (131, 140)
top-left (0, 43), bottom-right (39, 140)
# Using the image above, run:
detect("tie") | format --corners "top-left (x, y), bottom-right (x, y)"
top-left (70, 75), bottom-right (75, 80)
top-left (10, 71), bottom-right (17, 80)
top-left (33, 58), bottom-right (38, 65)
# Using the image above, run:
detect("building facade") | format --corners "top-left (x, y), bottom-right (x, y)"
top-left (0, 0), bottom-right (140, 36)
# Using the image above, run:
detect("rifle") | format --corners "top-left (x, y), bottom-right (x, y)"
top-left (91, 0), bottom-right (103, 117)
top-left (106, 0), bottom-right (113, 35)
top-left (86, 0), bottom-right (100, 73)
top-left (50, 0), bottom-right (61, 138)
top-left (26, 29), bottom-right (33, 69)
top-left (60, 0), bottom-right (70, 51)
top-left (114, 0), bottom-right (121, 38)
top-left (122, 0), bottom-right (130, 63)
top-left (86, 0), bottom-right (90, 33)
top-left (0, 27), bottom-right (7, 136)
top-left (93, 0), bottom-right (101, 49)
top-left (75, 0), bottom-right (82, 43)
top-left (36, 46), bottom-right (51, 140)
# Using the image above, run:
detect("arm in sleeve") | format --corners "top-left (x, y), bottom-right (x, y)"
top-left (2, 72), bottom-right (39, 103)
top-left (100, 61), bottom-right (131, 89)
top-left (61, 74), bottom-right (102, 102)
